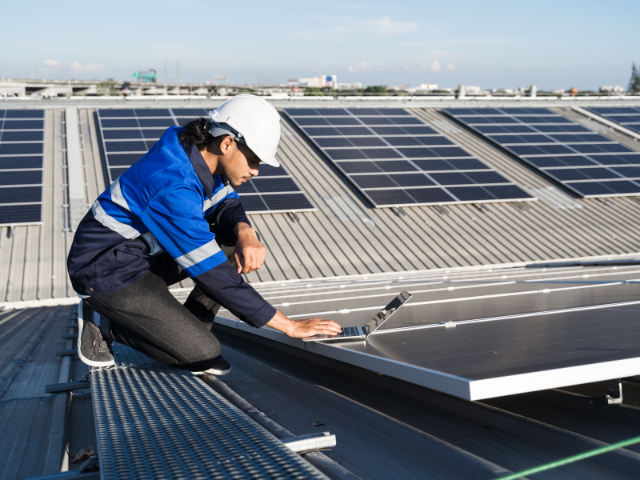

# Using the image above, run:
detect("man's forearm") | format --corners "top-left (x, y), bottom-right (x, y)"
top-left (266, 310), bottom-right (296, 336)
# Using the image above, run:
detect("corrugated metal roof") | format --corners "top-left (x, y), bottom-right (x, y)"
top-left (242, 106), bottom-right (640, 283)
top-left (3, 303), bottom-right (640, 479)
top-left (0, 110), bottom-right (72, 303)
top-left (3, 100), bottom-right (640, 479)
top-left (3, 104), bottom-right (640, 303)
top-left (211, 323), bottom-right (640, 480)
top-left (0, 305), bottom-right (95, 479)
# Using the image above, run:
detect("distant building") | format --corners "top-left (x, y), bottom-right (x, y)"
top-left (600, 85), bottom-right (624, 93)
top-left (295, 75), bottom-right (337, 88)
top-left (335, 82), bottom-right (363, 90)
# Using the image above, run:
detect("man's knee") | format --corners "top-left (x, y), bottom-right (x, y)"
top-left (183, 333), bottom-right (222, 371)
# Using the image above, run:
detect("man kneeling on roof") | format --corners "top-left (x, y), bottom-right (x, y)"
top-left (67, 95), bottom-right (342, 373)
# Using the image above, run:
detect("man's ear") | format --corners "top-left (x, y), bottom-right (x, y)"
top-left (219, 136), bottom-right (235, 155)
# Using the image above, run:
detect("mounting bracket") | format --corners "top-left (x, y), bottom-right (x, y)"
top-left (281, 432), bottom-right (337, 453)
top-left (606, 379), bottom-right (623, 405)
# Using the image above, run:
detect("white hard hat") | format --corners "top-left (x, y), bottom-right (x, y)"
top-left (208, 95), bottom-right (281, 167)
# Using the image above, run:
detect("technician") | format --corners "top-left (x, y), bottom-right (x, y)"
top-left (67, 95), bottom-right (342, 373)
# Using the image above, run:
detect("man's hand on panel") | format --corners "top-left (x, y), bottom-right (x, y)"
top-left (266, 310), bottom-right (343, 338)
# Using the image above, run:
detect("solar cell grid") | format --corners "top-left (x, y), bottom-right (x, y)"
top-left (0, 204), bottom-right (42, 224)
top-left (0, 156), bottom-right (43, 170)
top-left (285, 107), bottom-right (533, 207)
top-left (587, 107), bottom-right (640, 134)
top-left (2, 120), bottom-right (44, 130)
top-left (0, 186), bottom-right (42, 204)
top-left (0, 109), bottom-right (44, 224)
top-left (4, 110), bottom-right (45, 119)
top-left (445, 107), bottom-right (640, 198)
top-left (96, 108), bottom-right (315, 214)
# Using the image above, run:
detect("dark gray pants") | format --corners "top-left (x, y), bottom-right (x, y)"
top-left (85, 230), bottom-right (238, 372)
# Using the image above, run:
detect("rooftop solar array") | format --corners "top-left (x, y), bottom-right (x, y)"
top-left (587, 107), bottom-right (640, 134)
top-left (445, 108), bottom-right (640, 198)
top-left (284, 108), bottom-right (534, 207)
top-left (96, 108), bottom-right (314, 214)
top-left (0, 110), bottom-right (44, 226)
top-left (218, 264), bottom-right (640, 400)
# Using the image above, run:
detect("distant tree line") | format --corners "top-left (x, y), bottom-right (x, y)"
top-left (97, 78), bottom-right (121, 96)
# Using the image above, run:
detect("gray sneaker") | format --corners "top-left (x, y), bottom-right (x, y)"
top-left (192, 356), bottom-right (231, 375)
top-left (77, 301), bottom-right (114, 367)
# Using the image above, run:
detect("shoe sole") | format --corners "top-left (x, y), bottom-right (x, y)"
top-left (191, 368), bottom-right (231, 376)
top-left (77, 301), bottom-right (115, 368)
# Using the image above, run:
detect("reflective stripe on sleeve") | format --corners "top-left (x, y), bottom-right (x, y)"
top-left (175, 239), bottom-right (222, 270)
top-left (109, 177), bottom-right (130, 211)
top-left (203, 184), bottom-right (235, 212)
top-left (92, 200), bottom-right (140, 240)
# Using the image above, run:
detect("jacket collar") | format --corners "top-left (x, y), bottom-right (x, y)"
top-left (186, 143), bottom-right (215, 199)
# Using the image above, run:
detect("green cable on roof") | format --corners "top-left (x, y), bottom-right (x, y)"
top-left (494, 434), bottom-right (640, 480)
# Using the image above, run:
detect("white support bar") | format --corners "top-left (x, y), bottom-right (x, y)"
top-left (65, 107), bottom-right (86, 231)
top-left (573, 105), bottom-right (640, 142)
top-left (281, 432), bottom-right (337, 453)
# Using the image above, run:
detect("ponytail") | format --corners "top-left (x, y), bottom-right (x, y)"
top-left (179, 118), bottom-right (215, 150)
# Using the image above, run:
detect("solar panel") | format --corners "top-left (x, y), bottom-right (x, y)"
top-left (587, 107), bottom-right (640, 134)
top-left (216, 264), bottom-right (640, 401)
top-left (445, 107), bottom-right (640, 198)
top-left (96, 109), bottom-right (315, 214)
top-left (284, 108), bottom-right (534, 207)
top-left (0, 109), bottom-right (44, 226)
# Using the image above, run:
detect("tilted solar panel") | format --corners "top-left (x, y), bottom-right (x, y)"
top-left (218, 265), bottom-right (640, 400)
top-left (0, 109), bottom-right (44, 226)
top-left (96, 109), bottom-right (315, 214)
top-left (587, 107), bottom-right (640, 134)
top-left (284, 107), bottom-right (534, 207)
top-left (445, 107), bottom-right (640, 198)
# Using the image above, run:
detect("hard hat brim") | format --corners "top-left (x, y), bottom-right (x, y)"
top-left (260, 155), bottom-right (281, 168)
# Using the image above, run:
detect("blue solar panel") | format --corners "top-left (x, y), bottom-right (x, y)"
top-left (285, 107), bottom-right (534, 207)
top-left (445, 107), bottom-right (640, 199)
top-left (0, 156), bottom-right (43, 170)
top-left (0, 109), bottom-right (44, 225)
top-left (4, 110), bottom-right (44, 119)
top-left (171, 108), bottom-right (209, 117)
top-left (0, 186), bottom-right (41, 204)
top-left (0, 170), bottom-right (42, 186)
top-left (2, 120), bottom-right (44, 130)
top-left (0, 204), bottom-right (42, 224)
top-left (586, 107), bottom-right (640, 136)
top-left (1, 131), bottom-right (45, 142)
top-left (96, 109), bottom-right (315, 214)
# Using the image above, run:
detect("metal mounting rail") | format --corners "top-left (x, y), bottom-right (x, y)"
top-left (91, 343), bottom-right (328, 479)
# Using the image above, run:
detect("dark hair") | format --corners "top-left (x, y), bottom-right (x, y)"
top-left (179, 117), bottom-right (215, 150)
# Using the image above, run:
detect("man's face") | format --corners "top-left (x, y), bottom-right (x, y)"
top-left (215, 137), bottom-right (261, 187)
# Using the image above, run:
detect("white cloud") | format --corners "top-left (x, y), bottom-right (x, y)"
top-left (348, 61), bottom-right (382, 73)
top-left (368, 16), bottom-right (418, 36)
top-left (293, 15), bottom-right (418, 40)
top-left (71, 62), bottom-right (106, 73)
top-left (43, 59), bottom-right (60, 67)
top-left (431, 60), bottom-right (441, 72)
top-left (447, 63), bottom-right (456, 71)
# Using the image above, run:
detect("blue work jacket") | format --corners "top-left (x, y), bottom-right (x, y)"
top-left (67, 126), bottom-right (276, 328)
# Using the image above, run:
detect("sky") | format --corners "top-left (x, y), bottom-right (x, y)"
top-left (1, 0), bottom-right (638, 91)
